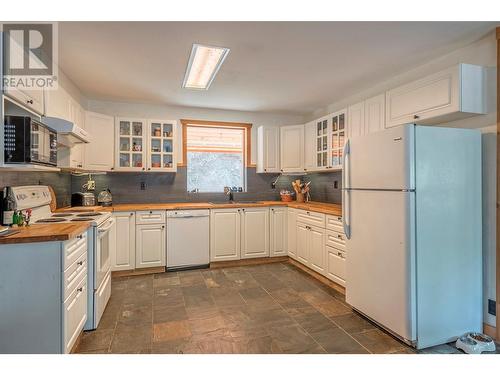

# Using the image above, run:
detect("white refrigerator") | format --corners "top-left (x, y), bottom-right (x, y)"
top-left (343, 124), bottom-right (482, 349)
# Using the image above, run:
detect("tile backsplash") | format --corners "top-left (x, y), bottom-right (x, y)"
top-left (0, 168), bottom-right (341, 208)
top-left (0, 171), bottom-right (72, 208)
top-left (71, 168), bottom-right (342, 205)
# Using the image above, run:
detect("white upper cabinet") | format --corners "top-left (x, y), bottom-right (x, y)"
top-left (313, 118), bottom-right (329, 171)
top-left (385, 63), bottom-right (486, 128)
top-left (329, 109), bottom-right (347, 169)
top-left (364, 94), bottom-right (385, 134)
top-left (256, 126), bottom-right (280, 173)
top-left (146, 120), bottom-right (177, 172)
top-left (85, 112), bottom-right (115, 171)
top-left (115, 118), bottom-right (147, 171)
top-left (280, 124), bottom-right (304, 173)
top-left (347, 101), bottom-right (365, 139)
top-left (5, 87), bottom-right (45, 115)
top-left (115, 118), bottom-right (177, 172)
top-left (56, 97), bottom-right (86, 170)
top-left (304, 121), bottom-right (316, 172)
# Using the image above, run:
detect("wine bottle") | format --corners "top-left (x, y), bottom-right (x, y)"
top-left (2, 187), bottom-right (15, 226)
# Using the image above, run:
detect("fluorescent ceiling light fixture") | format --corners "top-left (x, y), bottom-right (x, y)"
top-left (182, 44), bottom-right (230, 90)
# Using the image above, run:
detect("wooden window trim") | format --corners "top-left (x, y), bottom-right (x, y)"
top-left (179, 119), bottom-right (255, 167)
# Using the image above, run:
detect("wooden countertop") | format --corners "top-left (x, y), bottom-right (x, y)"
top-left (0, 222), bottom-right (91, 245)
top-left (6, 201), bottom-right (341, 245)
top-left (59, 201), bottom-right (342, 216)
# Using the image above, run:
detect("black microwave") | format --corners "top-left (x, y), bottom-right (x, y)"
top-left (4, 115), bottom-right (58, 166)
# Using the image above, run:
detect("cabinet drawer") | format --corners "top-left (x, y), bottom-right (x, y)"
top-left (63, 232), bottom-right (87, 270)
top-left (326, 214), bottom-right (343, 232)
top-left (135, 210), bottom-right (166, 224)
top-left (326, 245), bottom-right (346, 286)
top-left (63, 277), bottom-right (87, 354)
top-left (326, 229), bottom-right (346, 250)
top-left (297, 209), bottom-right (325, 228)
top-left (63, 252), bottom-right (87, 300)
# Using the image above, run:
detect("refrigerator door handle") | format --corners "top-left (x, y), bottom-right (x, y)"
top-left (342, 140), bottom-right (351, 239)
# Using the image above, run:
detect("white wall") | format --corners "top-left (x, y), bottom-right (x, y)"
top-left (307, 31), bottom-right (497, 327)
top-left (85, 99), bottom-right (304, 165)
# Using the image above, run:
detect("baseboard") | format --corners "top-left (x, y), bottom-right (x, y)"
top-left (484, 323), bottom-right (497, 341)
top-left (288, 258), bottom-right (346, 295)
top-left (112, 266), bottom-right (165, 278)
top-left (210, 256), bottom-right (289, 269)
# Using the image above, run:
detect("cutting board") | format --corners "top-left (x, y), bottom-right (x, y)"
top-left (48, 186), bottom-right (57, 212)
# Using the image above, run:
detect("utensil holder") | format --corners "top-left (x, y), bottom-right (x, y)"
top-left (296, 192), bottom-right (305, 203)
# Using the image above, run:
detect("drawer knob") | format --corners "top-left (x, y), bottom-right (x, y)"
top-left (149, 211), bottom-right (152, 214)
top-left (77, 287), bottom-right (83, 292)
top-left (413, 114), bottom-right (420, 120)
top-left (77, 235), bottom-right (83, 239)
top-left (77, 261), bottom-right (83, 266)
top-left (337, 234), bottom-right (342, 239)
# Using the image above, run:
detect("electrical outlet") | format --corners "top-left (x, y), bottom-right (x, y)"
top-left (488, 299), bottom-right (496, 316)
top-left (140, 182), bottom-right (146, 190)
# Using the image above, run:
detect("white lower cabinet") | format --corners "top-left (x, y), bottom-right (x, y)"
top-left (296, 222), bottom-right (309, 265)
top-left (210, 208), bottom-right (241, 261)
top-left (136, 223), bottom-right (166, 268)
top-left (270, 207), bottom-right (287, 257)
top-left (308, 225), bottom-right (326, 275)
top-left (287, 208), bottom-right (298, 259)
top-left (63, 277), bottom-right (87, 353)
top-left (326, 246), bottom-right (346, 287)
top-left (0, 231), bottom-right (89, 353)
top-left (210, 207), bottom-right (271, 262)
top-left (241, 207), bottom-right (269, 259)
top-left (296, 222), bottom-right (325, 275)
top-left (111, 212), bottom-right (136, 271)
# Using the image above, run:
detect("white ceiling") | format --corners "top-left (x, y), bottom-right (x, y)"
top-left (59, 22), bottom-right (497, 116)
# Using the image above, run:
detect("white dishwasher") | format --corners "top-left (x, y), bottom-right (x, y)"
top-left (166, 209), bottom-right (210, 271)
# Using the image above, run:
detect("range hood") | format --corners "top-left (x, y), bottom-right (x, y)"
top-left (42, 116), bottom-right (90, 147)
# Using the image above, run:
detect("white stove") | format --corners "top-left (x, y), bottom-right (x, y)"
top-left (11, 185), bottom-right (114, 331)
top-left (36, 211), bottom-right (111, 226)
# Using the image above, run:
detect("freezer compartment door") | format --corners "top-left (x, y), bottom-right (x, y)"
top-left (345, 190), bottom-right (416, 342)
top-left (347, 124), bottom-right (415, 190)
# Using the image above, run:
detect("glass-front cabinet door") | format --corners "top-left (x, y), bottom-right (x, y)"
top-left (330, 109), bottom-right (347, 169)
top-left (115, 118), bottom-right (147, 171)
top-left (315, 118), bottom-right (329, 170)
top-left (147, 120), bottom-right (176, 172)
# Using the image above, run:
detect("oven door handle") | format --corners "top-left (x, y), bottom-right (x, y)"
top-left (98, 218), bottom-right (115, 233)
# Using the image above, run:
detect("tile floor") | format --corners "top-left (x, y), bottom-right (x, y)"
top-left (76, 262), bottom-right (498, 354)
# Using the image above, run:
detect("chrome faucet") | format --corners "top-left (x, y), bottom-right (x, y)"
top-left (224, 186), bottom-right (234, 202)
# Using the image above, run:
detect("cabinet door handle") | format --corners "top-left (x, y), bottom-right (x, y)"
top-left (27, 99), bottom-right (33, 104)
top-left (77, 287), bottom-right (83, 292)
top-left (337, 234), bottom-right (342, 239)
top-left (148, 168), bottom-right (151, 170)
top-left (264, 168), bottom-right (267, 172)
top-left (111, 167), bottom-right (114, 170)
top-left (130, 212), bottom-right (134, 216)
top-left (337, 217), bottom-right (342, 221)
top-left (77, 261), bottom-right (83, 266)
top-left (413, 114), bottom-right (420, 120)
top-left (149, 211), bottom-right (153, 214)
top-left (161, 225), bottom-right (165, 229)
top-left (77, 235), bottom-right (83, 239)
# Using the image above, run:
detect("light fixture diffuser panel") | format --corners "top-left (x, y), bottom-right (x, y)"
top-left (182, 44), bottom-right (230, 90)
